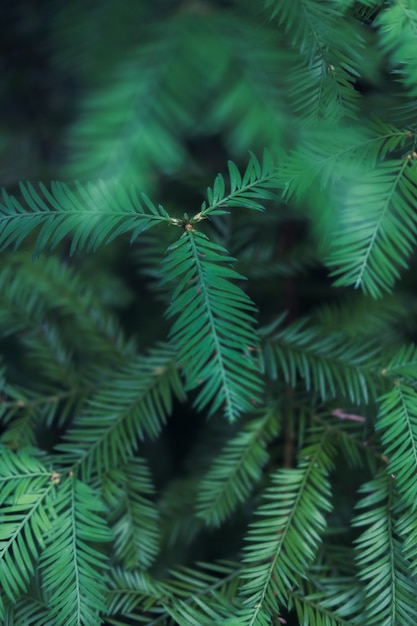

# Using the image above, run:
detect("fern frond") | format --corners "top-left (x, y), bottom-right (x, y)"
top-left (376, 2), bottom-right (417, 95)
top-left (106, 567), bottom-right (165, 624)
top-left (265, 0), bottom-right (354, 58)
top-left (327, 158), bottom-right (417, 297)
top-left (260, 315), bottom-right (381, 404)
top-left (376, 383), bottom-right (417, 509)
top-left (288, 56), bottom-right (359, 126)
top-left (314, 293), bottom-right (414, 341)
top-left (64, 22), bottom-right (196, 188)
top-left (162, 229), bottom-right (263, 421)
top-left (0, 180), bottom-right (171, 255)
top-left (40, 476), bottom-right (112, 626)
top-left (281, 120), bottom-right (414, 203)
top-left (288, 575), bottom-right (363, 626)
top-left (396, 507), bottom-right (417, 577)
top-left (353, 473), bottom-right (417, 625)
top-left (380, 343), bottom-right (417, 379)
top-left (0, 447), bottom-right (55, 618)
top-left (202, 20), bottom-right (293, 153)
top-left (200, 151), bottom-right (279, 218)
top-left (102, 458), bottom-right (159, 569)
top-left (108, 562), bottom-right (240, 626)
top-left (158, 477), bottom-right (203, 552)
top-left (2, 593), bottom-right (50, 626)
top-left (8, 253), bottom-right (136, 364)
top-left (239, 431), bottom-right (334, 623)
top-left (196, 408), bottom-right (279, 526)
top-left (57, 345), bottom-right (185, 479)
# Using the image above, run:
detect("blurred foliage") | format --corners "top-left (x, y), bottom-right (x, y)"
top-left (2, 0), bottom-right (417, 624)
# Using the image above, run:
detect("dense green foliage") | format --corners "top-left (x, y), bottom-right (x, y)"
top-left (2, 0), bottom-right (417, 624)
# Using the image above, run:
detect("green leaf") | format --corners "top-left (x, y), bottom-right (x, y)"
top-left (376, 383), bottom-right (417, 509)
top-left (40, 477), bottom-right (112, 626)
top-left (0, 447), bottom-right (55, 617)
top-left (239, 431), bottom-right (334, 623)
top-left (260, 315), bottom-right (381, 404)
top-left (201, 152), bottom-right (279, 218)
top-left (196, 409), bottom-right (279, 526)
top-left (327, 159), bottom-right (417, 297)
top-left (57, 345), bottom-right (185, 479)
top-left (103, 458), bottom-right (160, 569)
top-left (0, 181), bottom-right (170, 255)
top-left (162, 229), bottom-right (263, 421)
top-left (353, 473), bottom-right (417, 625)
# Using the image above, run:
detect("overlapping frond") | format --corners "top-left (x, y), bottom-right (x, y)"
top-left (7, 253), bottom-right (135, 364)
top-left (63, 20), bottom-right (197, 188)
top-left (40, 476), bottom-right (112, 626)
top-left (265, 0), bottom-right (360, 61)
top-left (107, 562), bottom-right (240, 626)
top-left (376, 1), bottom-right (417, 95)
top-left (57, 344), bottom-right (185, 479)
top-left (281, 120), bottom-right (414, 202)
top-left (353, 473), bottom-right (417, 625)
top-left (376, 383), bottom-right (417, 509)
top-left (0, 447), bottom-right (55, 619)
top-left (201, 20), bottom-right (293, 153)
top-left (162, 229), bottom-right (263, 421)
top-left (327, 158), bottom-right (417, 297)
top-left (260, 315), bottom-right (381, 404)
top-left (266, 0), bottom-right (365, 125)
top-left (239, 431), bottom-right (334, 623)
top-left (0, 180), bottom-right (170, 255)
top-left (196, 409), bottom-right (279, 526)
top-left (288, 574), bottom-right (363, 626)
top-left (2, 594), bottom-right (50, 626)
top-left (158, 476), bottom-right (203, 552)
top-left (102, 458), bottom-right (159, 569)
top-left (288, 56), bottom-right (359, 126)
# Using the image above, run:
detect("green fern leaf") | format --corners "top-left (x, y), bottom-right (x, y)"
top-left (288, 575), bottom-right (362, 626)
top-left (353, 473), bottom-right (417, 625)
top-left (107, 562), bottom-right (240, 626)
top-left (162, 229), bottom-right (263, 421)
top-left (239, 431), bottom-right (334, 623)
top-left (376, 383), bottom-right (417, 509)
top-left (0, 181), bottom-right (170, 255)
top-left (102, 458), bottom-right (159, 569)
top-left (196, 409), bottom-right (279, 526)
top-left (0, 447), bottom-right (55, 618)
top-left (260, 315), bottom-right (380, 404)
top-left (327, 159), bottom-right (417, 297)
top-left (200, 151), bottom-right (278, 218)
top-left (57, 345), bottom-right (185, 479)
top-left (376, 2), bottom-right (417, 95)
top-left (40, 476), bottom-right (112, 626)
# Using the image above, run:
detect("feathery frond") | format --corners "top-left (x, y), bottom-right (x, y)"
top-left (196, 409), bottom-right (279, 526)
top-left (108, 562), bottom-right (240, 626)
top-left (239, 431), bottom-right (334, 623)
top-left (376, 383), bottom-right (417, 509)
top-left (40, 476), bottom-right (112, 626)
top-left (162, 229), bottom-right (263, 421)
top-left (200, 151), bottom-right (279, 218)
top-left (376, 2), bottom-right (417, 95)
top-left (353, 473), bottom-right (417, 625)
top-left (102, 458), bottom-right (159, 569)
top-left (327, 158), bottom-right (417, 297)
top-left (288, 574), bottom-right (363, 626)
top-left (0, 180), bottom-right (171, 255)
top-left (0, 447), bottom-right (55, 619)
top-left (57, 345), bottom-right (185, 479)
top-left (260, 315), bottom-right (381, 404)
